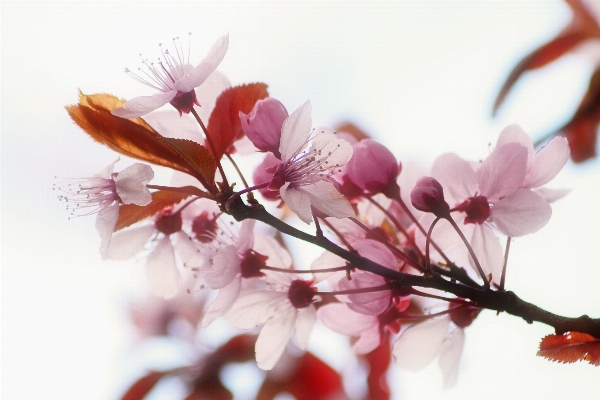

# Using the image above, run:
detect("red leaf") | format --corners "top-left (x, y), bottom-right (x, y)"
top-left (257, 353), bottom-right (343, 400)
top-left (537, 332), bottom-right (600, 366)
top-left (363, 332), bottom-right (392, 400)
top-left (115, 190), bottom-right (192, 231)
top-left (66, 92), bottom-right (215, 190)
top-left (121, 370), bottom-right (167, 400)
top-left (206, 83), bottom-right (269, 161)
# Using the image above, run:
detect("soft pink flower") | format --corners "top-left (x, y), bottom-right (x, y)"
top-left (57, 160), bottom-right (154, 258)
top-left (345, 139), bottom-right (401, 197)
top-left (223, 272), bottom-right (318, 370)
top-left (410, 176), bottom-right (450, 218)
top-left (112, 34), bottom-right (229, 118)
top-left (240, 98), bottom-right (288, 157)
top-left (265, 100), bottom-right (355, 223)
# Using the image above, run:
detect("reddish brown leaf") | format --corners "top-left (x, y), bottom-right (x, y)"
top-left (160, 138), bottom-right (217, 184)
top-left (537, 332), bottom-right (600, 366)
top-left (121, 370), bottom-right (167, 400)
top-left (115, 190), bottom-right (192, 231)
top-left (66, 92), bottom-right (215, 190)
top-left (257, 352), bottom-right (343, 400)
top-left (363, 332), bottom-right (392, 400)
top-left (206, 83), bottom-right (269, 161)
top-left (185, 381), bottom-right (233, 400)
top-left (493, 32), bottom-right (589, 115)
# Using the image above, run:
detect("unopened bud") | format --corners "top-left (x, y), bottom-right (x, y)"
top-left (240, 98), bottom-right (288, 158)
top-left (410, 176), bottom-right (450, 218)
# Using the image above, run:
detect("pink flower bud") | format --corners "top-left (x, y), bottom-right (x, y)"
top-left (410, 176), bottom-right (450, 218)
top-left (240, 98), bottom-right (288, 158)
top-left (345, 139), bottom-right (400, 197)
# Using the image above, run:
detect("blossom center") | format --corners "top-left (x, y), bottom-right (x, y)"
top-left (287, 279), bottom-right (316, 309)
top-left (452, 196), bottom-right (490, 225)
top-left (191, 211), bottom-right (218, 243)
top-left (155, 210), bottom-right (183, 235)
top-left (240, 250), bottom-right (267, 278)
top-left (55, 177), bottom-right (118, 218)
top-left (169, 90), bottom-right (200, 116)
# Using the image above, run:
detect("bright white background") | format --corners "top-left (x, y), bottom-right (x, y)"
top-left (2, 1), bottom-right (599, 399)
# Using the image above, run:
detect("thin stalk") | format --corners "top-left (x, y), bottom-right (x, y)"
top-left (445, 216), bottom-right (489, 289)
top-left (225, 153), bottom-right (249, 189)
top-left (190, 108), bottom-right (229, 187)
top-left (499, 236), bottom-right (512, 291)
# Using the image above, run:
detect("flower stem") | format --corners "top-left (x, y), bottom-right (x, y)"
top-left (225, 153), bottom-right (249, 189)
top-left (190, 108), bottom-right (229, 187)
top-left (499, 236), bottom-right (511, 291)
top-left (262, 265), bottom-right (349, 274)
top-left (425, 217), bottom-right (442, 273)
top-left (445, 216), bottom-right (489, 290)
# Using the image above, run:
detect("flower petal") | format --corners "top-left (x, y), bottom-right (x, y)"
top-left (256, 311), bottom-right (296, 370)
top-left (431, 153), bottom-right (477, 205)
top-left (280, 100), bottom-right (312, 162)
top-left (107, 224), bottom-right (155, 260)
top-left (237, 219), bottom-right (255, 254)
top-left (205, 245), bottom-right (240, 289)
top-left (317, 303), bottom-right (376, 336)
top-left (202, 277), bottom-right (242, 327)
top-left (310, 130), bottom-right (354, 169)
top-left (223, 290), bottom-right (284, 329)
top-left (477, 143), bottom-right (527, 202)
top-left (526, 136), bottom-right (570, 188)
top-left (303, 181), bottom-right (355, 221)
top-left (96, 202), bottom-right (119, 259)
top-left (112, 91), bottom-right (177, 119)
top-left (492, 188), bottom-right (552, 236)
top-left (393, 318), bottom-right (450, 370)
top-left (145, 236), bottom-right (181, 299)
top-left (496, 124), bottom-right (535, 169)
top-left (438, 327), bottom-right (465, 389)
top-left (114, 163), bottom-right (154, 205)
top-left (534, 187), bottom-right (570, 203)
top-left (174, 34), bottom-right (229, 93)
top-left (354, 324), bottom-right (382, 355)
top-left (294, 306), bottom-right (316, 350)
top-left (468, 225), bottom-right (504, 283)
top-left (280, 182), bottom-right (313, 224)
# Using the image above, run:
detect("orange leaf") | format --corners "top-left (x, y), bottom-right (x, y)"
top-left (66, 92), bottom-right (215, 190)
top-left (160, 138), bottom-right (216, 185)
top-left (115, 190), bottom-right (192, 231)
top-left (206, 83), bottom-right (269, 161)
top-left (537, 332), bottom-right (600, 366)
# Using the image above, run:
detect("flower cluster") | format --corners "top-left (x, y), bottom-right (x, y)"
top-left (62, 31), bottom-right (590, 397)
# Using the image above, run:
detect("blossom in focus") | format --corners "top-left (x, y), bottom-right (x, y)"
top-left (345, 139), bottom-right (401, 198)
top-left (223, 272), bottom-right (319, 370)
top-left (265, 100), bottom-right (355, 224)
top-left (202, 220), bottom-right (293, 327)
top-left (57, 160), bottom-right (154, 258)
top-left (240, 97), bottom-right (288, 157)
top-left (112, 34), bottom-right (229, 118)
top-left (410, 176), bottom-right (450, 218)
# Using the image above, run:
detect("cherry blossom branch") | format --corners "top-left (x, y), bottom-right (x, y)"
top-left (228, 202), bottom-right (600, 337)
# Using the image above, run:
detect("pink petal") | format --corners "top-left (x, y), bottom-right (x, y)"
top-left (174, 34), bottom-right (229, 93)
top-left (280, 100), bottom-right (312, 162)
top-left (393, 318), bottom-right (450, 370)
top-left (294, 306), bottom-right (316, 350)
top-left (112, 91), bottom-right (177, 118)
top-left (526, 136), bottom-right (570, 188)
top-left (496, 124), bottom-right (535, 169)
top-left (354, 324), bottom-right (382, 355)
top-left (205, 245), bottom-right (240, 289)
top-left (95, 159), bottom-right (118, 179)
top-left (114, 163), bottom-right (154, 205)
top-left (144, 111), bottom-right (201, 140)
top-left (310, 250), bottom-right (346, 282)
top-left (223, 290), bottom-right (284, 329)
top-left (317, 303), bottom-right (376, 336)
top-left (477, 143), bottom-right (528, 202)
top-left (338, 271), bottom-right (390, 316)
top-left (534, 187), bottom-right (570, 203)
top-left (431, 153), bottom-right (477, 205)
top-left (254, 235), bottom-right (292, 269)
top-left (236, 219), bottom-right (255, 254)
top-left (280, 183), bottom-right (313, 224)
top-left (256, 311), bottom-right (296, 370)
top-left (202, 277), bottom-right (242, 327)
top-left (96, 202), bottom-right (119, 259)
top-left (107, 224), bottom-right (155, 260)
top-left (310, 131), bottom-right (354, 169)
top-left (302, 181), bottom-right (355, 221)
top-left (468, 225), bottom-right (504, 283)
top-left (145, 236), bottom-right (181, 299)
top-left (491, 188), bottom-right (552, 236)
top-left (193, 70), bottom-right (231, 122)
top-left (354, 239), bottom-right (397, 270)
top-left (438, 327), bottom-right (465, 389)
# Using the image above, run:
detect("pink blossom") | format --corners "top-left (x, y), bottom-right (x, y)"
top-left (223, 272), bottom-right (318, 370)
top-left (112, 34), bottom-right (229, 118)
top-left (240, 98), bottom-right (288, 157)
top-left (265, 100), bottom-right (355, 223)
top-left (57, 160), bottom-right (154, 258)
top-left (202, 220), bottom-right (293, 327)
top-left (393, 317), bottom-right (465, 388)
top-left (345, 139), bottom-right (401, 197)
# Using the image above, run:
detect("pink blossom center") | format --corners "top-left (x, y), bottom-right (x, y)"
top-left (169, 90), bottom-right (200, 116)
top-left (287, 279), bottom-right (316, 309)
top-left (155, 210), bottom-right (183, 235)
top-left (452, 196), bottom-right (490, 225)
top-left (240, 250), bottom-right (267, 278)
top-left (56, 176), bottom-right (119, 218)
top-left (191, 211), bottom-right (218, 243)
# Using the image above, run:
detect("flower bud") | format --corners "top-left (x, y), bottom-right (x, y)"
top-left (240, 98), bottom-right (288, 158)
top-left (345, 139), bottom-right (401, 197)
top-left (410, 176), bottom-right (450, 218)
